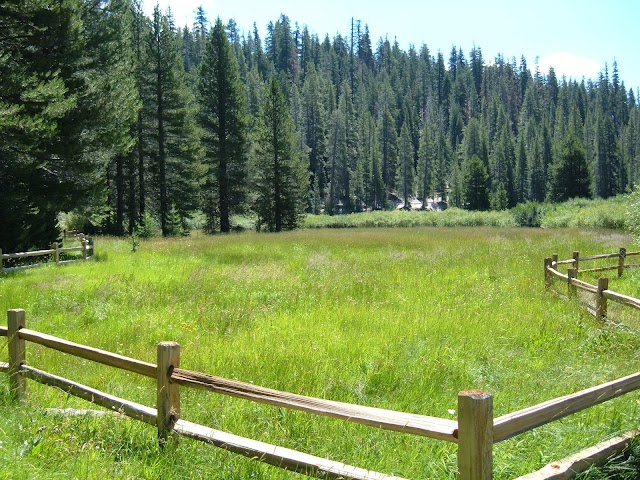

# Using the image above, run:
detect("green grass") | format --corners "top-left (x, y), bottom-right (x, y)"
top-left (0, 228), bottom-right (639, 479)
top-left (301, 195), bottom-right (631, 232)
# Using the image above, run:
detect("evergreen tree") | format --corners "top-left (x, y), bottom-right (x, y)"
top-left (197, 18), bottom-right (249, 233)
top-left (398, 123), bottom-right (415, 208)
top-left (252, 76), bottom-right (308, 231)
top-left (462, 155), bottom-right (490, 210)
top-left (417, 118), bottom-right (435, 207)
top-left (147, 6), bottom-right (203, 236)
top-left (548, 134), bottom-right (591, 202)
top-left (93, 0), bottom-right (141, 236)
top-left (0, 0), bottom-right (135, 249)
top-left (326, 86), bottom-right (356, 214)
top-left (302, 65), bottom-right (328, 204)
top-left (489, 122), bottom-right (515, 208)
top-left (514, 134), bottom-right (528, 203)
top-left (594, 77), bottom-right (621, 198)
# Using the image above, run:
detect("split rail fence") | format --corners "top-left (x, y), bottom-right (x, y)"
top-left (2, 309), bottom-right (639, 479)
top-left (544, 247), bottom-right (640, 320)
top-left (0, 234), bottom-right (93, 272)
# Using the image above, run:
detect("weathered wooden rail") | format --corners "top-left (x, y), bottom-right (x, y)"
top-left (1, 234), bottom-right (93, 272)
top-left (2, 309), bottom-right (638, 479)
top-left (544, 248), bottom-right (640, 320)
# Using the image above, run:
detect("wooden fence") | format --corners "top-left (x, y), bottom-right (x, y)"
top-left (2, 309), bottom-right (639, 479)
top-left (544, 248), bottom-right (640, 320)
top-left (1, 234), bottom-right (93, 272)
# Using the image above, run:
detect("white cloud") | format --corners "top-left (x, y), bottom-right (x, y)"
top-left (143, 0), bottom-right (201, 27)
top-left (537, 52), bottom-right (603, 81)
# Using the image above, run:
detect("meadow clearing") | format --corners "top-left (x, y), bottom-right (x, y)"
top-left (0, 226), bottom-right (639, 479)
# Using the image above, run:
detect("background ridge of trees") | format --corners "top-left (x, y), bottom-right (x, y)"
top-left (2, 1), bottom-right (639, 250)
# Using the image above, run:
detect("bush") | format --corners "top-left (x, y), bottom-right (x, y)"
top-left (512, 202), bottom-right (546, 227)
top-left (135, 212), bottom-right (161, 238)
top-left (541, 196), bottom-right (628, 229)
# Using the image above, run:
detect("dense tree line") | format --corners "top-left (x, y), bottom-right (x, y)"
top-left (2, 1), bottom-right (640, 251)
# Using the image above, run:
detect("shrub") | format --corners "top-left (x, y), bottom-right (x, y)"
top-left (135, 212), bottom-right (161, 238)
top-left (512, 202), bottom-right (545, 227)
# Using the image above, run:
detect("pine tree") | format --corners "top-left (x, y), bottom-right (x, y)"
top-left (417, 118), bottom-right (434, 207)
top-left (252, 76), bottom-right (308, 231)
top-left (594, 76), bottom-right (620, 198)
top-left (302, 65), bottom-right (327, 204)
top-left (0, 0), bottom-right (130, 250)
top-left (197, 18), bottom-right (249, 233)
top-left (547, 134), bottom-right (591, 202)
top-left (462, 155), bottom-right (490, 210)
top-left (398, 123), bottom-right (414, 208)
top-left (147, 6), bottom-right (203, 236)
top-left (489, 121), bottom-right (515, 209)
top-left (93, 0), bottom-right (141, 236)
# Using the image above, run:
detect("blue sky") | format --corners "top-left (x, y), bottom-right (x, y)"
top-left (145, 0), bottom-right (640, 93)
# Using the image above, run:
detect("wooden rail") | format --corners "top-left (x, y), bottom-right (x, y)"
top-left (3, 309), bottom-right (639, 479)
top-left (174, 420), bottom-right (406, 480)
top-left (23, 365), bottom-right (157, 425)
top-left (603, 290), bottom-right (640, 310)
top-left (172, 368), bottom-right (457, 442)
top-left (544, 247), bottom-right (640, 320)
top-left (493, 371), bottom-right (640, 441)
top-left (1, 235), bottom-right (93, 272)
top-left (18, 328), bottom-right (156, 378)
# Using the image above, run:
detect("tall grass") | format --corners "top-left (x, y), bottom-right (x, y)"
top-left (0, 228), bottom-right (639, 479)
top-left (302, 195), bottom-right (630, 232)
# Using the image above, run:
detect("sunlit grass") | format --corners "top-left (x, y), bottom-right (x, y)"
top-left (0, 227), bottom-right (639, 479)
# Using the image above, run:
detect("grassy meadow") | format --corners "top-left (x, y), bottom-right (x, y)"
top-left (1, 227), bottom-right (639, 479)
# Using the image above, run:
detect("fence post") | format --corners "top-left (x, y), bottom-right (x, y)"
top-left (457, 390), bottom-right (493, 480)
top-left (157, 341), bottom-right (180, 447)
top-left (53, 242), bottom-right (60, 264)
top-left (544, 258), bottom-right (552, 288)
top-left (81, 237), bottom-right (88, 260)
top-left (552, 253), bottom-right (558, 268)
top-left (567, 268), bottom-right (577, 298)
top-left (8, 309), bottom-right (27, 402)
top-left (572, 251), bottom-right (580, 274)
top-left (596, 277), bottom-right (609, 322)
top-left (618, 248), bottom-right (626, 277)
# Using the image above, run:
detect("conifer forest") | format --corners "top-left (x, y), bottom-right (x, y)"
top-left (2, 0), bottom-right (639, 252)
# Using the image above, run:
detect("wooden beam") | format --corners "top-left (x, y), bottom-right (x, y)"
top-left (0, 326), bottom-right (7, 337)
top-left (8, 309), bottom-right (26, 401)
top-left (22, 365), bottom-right (157, 425)
top-left (17, 328), bottom-right (156, 378)
top-left (157, 342), bottom-right (180, 446)
top-left (570, 277), bottom-right (597, 294)
top-left (171, 368), bottom-right (458, 442)
top-left (567, 268), bottom-right (577, 298)
top-left (2, 249), bottom-right (55, 259)
top-left (618, 247), bottom-right (626, 277)
top-left (456, 390), bottom-right (493, 480)
top-left (494, 371), bottom-right (640, 442)
top-left (579, 253), bottom-right (620, 261)
top-left (514, 430), bottom-right (638, 480)
top-left (578, 266), bottom-right (619, 274)
top-left (602, 289), bottom-right (640, 310)
top-left (174, 419), bottom-right (407, 480)
top-left (544, 258), bottom-right (552, 288)
top-left (595, 277), bottom-right (608, 322)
